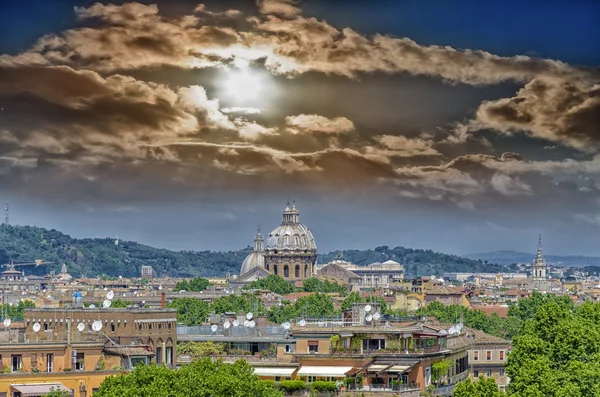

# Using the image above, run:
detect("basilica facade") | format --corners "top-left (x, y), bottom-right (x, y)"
top-left (240, 203), bottom-right (317, 281)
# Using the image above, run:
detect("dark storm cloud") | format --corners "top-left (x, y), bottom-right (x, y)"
top-left (465, 77), bottom-right (600, 151)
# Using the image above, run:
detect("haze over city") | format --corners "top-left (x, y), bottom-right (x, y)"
top-left (1, 0), bottom-right (599, 255)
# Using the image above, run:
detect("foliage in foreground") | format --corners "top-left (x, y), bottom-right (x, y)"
top-left (94, 358), bottom-right (282, 397)
top-left (506, 300), bottom-right (600, 397)
top-left (452, 377), bottom-right (505, 397)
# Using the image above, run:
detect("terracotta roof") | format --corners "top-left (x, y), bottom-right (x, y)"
top-left (471, 305), bottom-right (509, 318)
top-left (466, 327), bottom-right (510, 344)
top-left (426, 286), bottom-right (464, 295)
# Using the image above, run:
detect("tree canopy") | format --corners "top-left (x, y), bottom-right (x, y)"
top-left (452, 377), bottom-right (505, 397)
top-left (243, 274), bottom-right (295, 295)
top-left (94, 358), bottom-right (282, 397)
top-left (267, 293), bottom-right (336, 323)
top-left (506, 300), bottom-right (600, 397)
top-left (174, 277), bottom-right (211, 292)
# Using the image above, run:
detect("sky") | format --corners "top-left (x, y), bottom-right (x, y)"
top-left (0, 0), bottom-right (599, 256)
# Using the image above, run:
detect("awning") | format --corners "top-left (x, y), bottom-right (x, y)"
top-left (388, 365), bottom-right (412, 373)
top-left (253, 367), bottom-right (297, 377)
top-left (11, 383), bottom-right (72, 396)
top-left (367, 364), bottom-right (391, 372)
top-left (297, 366), bottom-right (354, 377)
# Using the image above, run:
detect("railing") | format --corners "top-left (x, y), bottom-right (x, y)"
top-left (434, 384), bottom-right (457, 396)
top-left (177, 325), bottom-right (287, 337)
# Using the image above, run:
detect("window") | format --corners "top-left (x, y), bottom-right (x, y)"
top-left (75, 352), bottom-right (85, 371)
top-left (295, 265), bottom-right (300, 278)
top-left (304, 265), bottom-right (309, 277)
top-left (500, 350), bottom-right (505, 360)
top-left (46, 354), bottom-right (54, 373)
top-left (308, 376), bottom-right (317, 382)
top-left (486, 370), bottom-right (492, 377)
top-left (474, 370), bottom-right (479, 378)
top-left (284, 344), bottom-right (295, 353)
top-left (499, 369), bottom-right (505, 377)
top-left (308, 341), bottom-right (319, 353)
top-left (111, 323), bottom-right (115, 333)
top-left (166, 347), bottom-right (173, 365)
top-left (274, 265), bottom-right (278, 275)
top-left (11, 355), bottom-right (22, 372)
top-left (283, 265), bottom-right (289, 278)
top-left (486, 351), bottom-right (492, 360)
top-left (156, 347), bottom-right (163, 365)
top-left (473, 351), bottom-right (479, 361)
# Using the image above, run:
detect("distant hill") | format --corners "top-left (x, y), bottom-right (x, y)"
top-left (320, 246), bottom-right (506, 277)
top-left (0, 225), bottom-right (251, 278)
top-left (0, 225), bottom-right (505, 278)
top-left (465, 250), bottom-right (600, 267)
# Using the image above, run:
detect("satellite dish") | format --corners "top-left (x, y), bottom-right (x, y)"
top-left (243, 320), bottom-right (250, 327)
top-left (223, 321), bottom-right (231, 329)
top-left (103, 299), bottom-right (112, 308)
top-left (366, 314), bottom-right (373, 322)
top-left (77, 322), bottom-right (85, 332)
top-left (32, 322), bottom-right (41, 333)
top-left (373, 312), bottom-right (381, 321)
top-left (439, 329), bottom-right (448, 335)
top-left (158, 285), bottom-right (163, 290)
top-left (299, 319), bottom-right (306, 327)
top-left (92, 320), bottom-right (103, 332)
top-left (103, 287), bottom-right (108, 291)
top-left (249, 320), bottom-right (256, 328)
top-left (282, 322), bottom-right (291, 330)
top-left (106, 290), bottom-right (115, 300)
top-left (232, 320), bottom-right (239, 327)
top-left (364, 304), bottom-right (372, 312)
top-left (211, 324), bottom-right (218, 332)
top-left (246, 312), bottom-right (253, 320)
top-left (89, 304), bottom-right (96, 309)
top-left (448, 326), bottom-right (458, 335)
top-left (3, 319), bottom-right (11, 328)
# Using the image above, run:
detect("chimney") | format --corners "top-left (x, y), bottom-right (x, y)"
top-left (161, 292), bottom-right (166, 308)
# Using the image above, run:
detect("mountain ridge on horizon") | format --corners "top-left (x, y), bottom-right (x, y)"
top-left (465, 250), bottom-right (600, 267)
top-left (0, 224), bottom-right (508, 278)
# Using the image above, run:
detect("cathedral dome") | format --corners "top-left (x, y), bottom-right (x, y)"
top-left (266, 203), bottom-right (317, 252)
top-left (240, 227), bottom-right (265, 275)
top-left (240, 251), bottom-right (265, 275)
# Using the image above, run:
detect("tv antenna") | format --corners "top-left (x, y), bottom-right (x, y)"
top-left (3, 204), bottom-right (8, 226)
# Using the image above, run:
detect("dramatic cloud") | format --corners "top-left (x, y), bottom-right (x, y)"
top-left (468, 77), bottom-right (600, 151)
top-left (0, 0), bottom-right (598, 224)
top-left (285, 114), bottom-right (354, 134)
top-left (257, 0), bottom-right (302, 19)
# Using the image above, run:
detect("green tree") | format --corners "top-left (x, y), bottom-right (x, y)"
top-left (94, 358), bottom-right (282, 397)
top-left (109, 298), bottom-right (131, 308)
top-left (174, 277), bottom-right (211, 292)
top-left (452, 378), bottom-right (505, 397)
top-left (268, 293), bottom-right (336, 323)
top-left (243, 275), bottom-right (295, 295)
top-left (302, 278), bottom-right (348, 295)
top-left (45, 388), bottom-right (70, 397)
top-left (340, 292), bottom-right (390, 314)
top-left (210, 294), bottom-right (265, 315)
top-left (177, 341), bottom-right (226, 357)
top-left (166, 298), bottom-right (210, 326)
top-left (506, 301), bottom-right (600, 397)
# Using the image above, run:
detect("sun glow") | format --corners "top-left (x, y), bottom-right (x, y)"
top-left (222, 69), bottom-right (263, 102)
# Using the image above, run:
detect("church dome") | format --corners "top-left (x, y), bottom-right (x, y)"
top-left (240, 227), bottom-right (265, 275)
top-left (266, 203), bottom-right (317, 252)
top-left (240, 251), bottom-right (265, 275)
